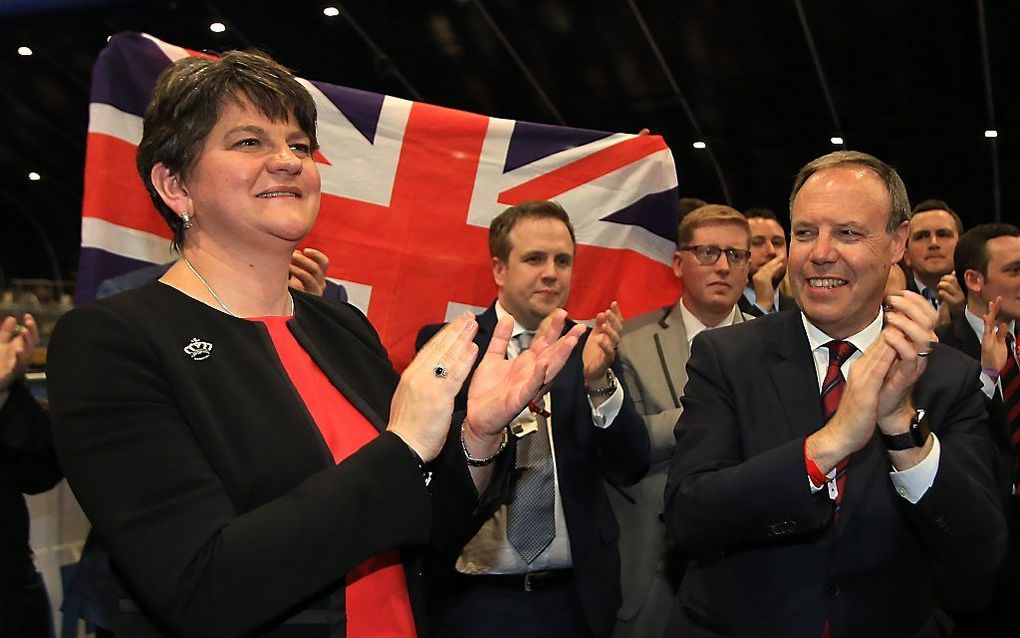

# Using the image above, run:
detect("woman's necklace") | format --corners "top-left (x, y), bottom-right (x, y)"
top-left (183, 257), bottom-right (293, 318)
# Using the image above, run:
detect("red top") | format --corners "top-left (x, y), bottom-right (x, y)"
top-left (255, 315), bottom-right (417, 638)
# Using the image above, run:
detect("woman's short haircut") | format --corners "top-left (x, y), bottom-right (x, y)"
top-left (677, 205), bottom-right (750, 248)
top-left (136, 50), bottom-right (318, 250)
top-left (488, 201), bottom-right (576, 261)
top-left (789, 151), bottom-right (910, 234)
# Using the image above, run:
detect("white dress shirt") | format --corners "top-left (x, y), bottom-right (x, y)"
top-left (914, 275), bottom-right (941, 309)
top-left (455, 302), bottom-right (624, 574)
top-left (743, 286), bottom-right (781, 314)
top-left (801, 311), bottom-right (940, 504)
top-left (679, 299), bottom-right (740, 345)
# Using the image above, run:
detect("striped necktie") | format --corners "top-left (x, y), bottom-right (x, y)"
top-left (821, 340), bottom-right (857, 514)
top-left (820, 340), bottom-right (857, 638)
top-left (1001, 334), bottom-right (1020, 493)
top-left (506, 331), bottom-right (556, 563)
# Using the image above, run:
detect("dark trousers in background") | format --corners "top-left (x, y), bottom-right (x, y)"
top-left (947, 500), bottom-right (1020, 637)
top-left (0, 570), bottom-right (53, 638)
top-left (430, 573), bottom-right (596, 638)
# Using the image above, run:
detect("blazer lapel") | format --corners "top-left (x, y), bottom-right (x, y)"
top-left (474, 304), bottom-right (499, 360)
top-left (768, 311), bottom-right (825, 440)
top-left (289, 303), bottom-right (398, 432)
top-left (952, 312), bottom-right (981, 361)
top-left (654, 303), bottom-right (689, 408)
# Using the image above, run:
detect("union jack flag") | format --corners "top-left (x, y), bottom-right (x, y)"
top-left (80, 32), bottom-right (682, 369)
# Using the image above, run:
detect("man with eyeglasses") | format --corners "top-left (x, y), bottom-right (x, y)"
top-left (610, 205), bottom-right (753, 638)
top-left (663, 151), bottom-right (1004, 637)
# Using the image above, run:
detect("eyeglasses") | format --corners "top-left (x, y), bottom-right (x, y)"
top-left (678, 244), bottom-right (751, 265)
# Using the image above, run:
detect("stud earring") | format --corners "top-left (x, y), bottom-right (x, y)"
top-left (181, 212), bottom-right (193, 230)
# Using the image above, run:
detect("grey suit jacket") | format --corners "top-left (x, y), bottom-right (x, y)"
top-left (610, 301), bottom-right (749, 622)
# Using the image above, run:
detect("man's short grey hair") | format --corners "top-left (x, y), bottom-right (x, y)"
top-left (789, 151), bottom-right (910, 233)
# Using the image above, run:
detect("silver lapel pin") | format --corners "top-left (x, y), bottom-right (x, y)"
top-left (184, 338), bottom-right (213, 361)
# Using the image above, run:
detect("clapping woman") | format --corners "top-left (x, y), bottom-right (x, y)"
top-left (47, 50), bottom-right (582, 638)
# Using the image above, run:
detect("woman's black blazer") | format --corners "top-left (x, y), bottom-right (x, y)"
top-left (48, 282), bottom-right (483, 637)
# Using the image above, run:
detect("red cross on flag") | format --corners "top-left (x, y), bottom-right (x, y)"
top-left (79, 33), bottom-right (682, 369)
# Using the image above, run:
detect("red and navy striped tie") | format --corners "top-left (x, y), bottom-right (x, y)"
top-left (1001, 334), bottom-right (1019, 494)
top-left (820, 339), bottom-right (857, 638)
top-left (822, 340), bottom-right (857, 515)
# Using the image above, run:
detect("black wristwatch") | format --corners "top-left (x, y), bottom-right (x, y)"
top-left (880, 408), bottom-right (931, 451)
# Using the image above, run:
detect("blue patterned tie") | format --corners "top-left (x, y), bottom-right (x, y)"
top-left (506, 332), bottom-right (556, 563)
top-left (921, 287), bottom-right (939, 309)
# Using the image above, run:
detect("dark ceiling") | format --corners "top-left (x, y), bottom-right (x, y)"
top-left (0, 0), bottom-right (1015, 284)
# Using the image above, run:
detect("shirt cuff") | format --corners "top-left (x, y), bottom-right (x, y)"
top-left (589, 382), bottom-right (624, 429)
top-left (888, 433), bottom-right (941, 504)
top-left (979, 371), bottom-right (997, 400)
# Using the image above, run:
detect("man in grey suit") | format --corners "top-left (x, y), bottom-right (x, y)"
top-left (610, 205), bottom-right (753, 637)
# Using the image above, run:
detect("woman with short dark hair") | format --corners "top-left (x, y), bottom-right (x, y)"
top-left (48, 50), bottom-right (582, 638)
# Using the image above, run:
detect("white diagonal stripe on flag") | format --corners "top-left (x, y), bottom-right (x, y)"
top-left (88, 103), bottom-right (143, 145)
top-left (81, 217), bottom-right (175, 263)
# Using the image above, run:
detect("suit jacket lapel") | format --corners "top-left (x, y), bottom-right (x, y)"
top-left (952, 312), bottom-right (981, 361)
top-left (475, 304), bottom-right (499, 355)
top-left (769, 311), bottom-right (825, 440)
top-left (289, 304), bottom-right (398, 432)
top-left (654, 302), bottom-right (689, 409)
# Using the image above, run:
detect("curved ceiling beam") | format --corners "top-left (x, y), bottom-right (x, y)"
top-left (792, 0), bottom-right (844, 146)
top-left (626, 0), bottom-right (732, 204)
top-left (470, 0), bottom-right (565, 125)
top-left (207, 4), bottom-right (255, 50)
top-left (1, 191), bottom-right (65, 289)
top-left (337, 2), bottom-right (423, 101)
top-left (976, 0), bottom-right (1001, 222)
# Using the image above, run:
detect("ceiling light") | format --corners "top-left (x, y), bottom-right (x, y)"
top-left (985, 130), bottom-right (998, 138)
top-left (17, 46), bottom-right (32, 56)
top-left (323, 6), bottom-right (340, 17)
top-left (692, 141), bottom-right (706, 150)
top-left (28, 172), bottom-right (41, 181)
top-left (209, 22), bottom-right (226, 33)
top-left (830, 136), bottom-right (844, 145)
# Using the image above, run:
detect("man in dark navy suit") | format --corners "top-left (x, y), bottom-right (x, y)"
top-left (665, 151), bottom-right (1006, 637)
top-left (903, 199), bottom-right (965, 326)
top-left (935, 223), bottom-right (1020, 636)
top-left (1, 313), bottom-right (61, 638)
top-left (417, 201), bottom-right (649, 638)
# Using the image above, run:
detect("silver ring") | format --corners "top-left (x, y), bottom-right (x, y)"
top-left (433, 363), bottom-right (449, 378)
top-left (917, 351), bottom-right (930, 358)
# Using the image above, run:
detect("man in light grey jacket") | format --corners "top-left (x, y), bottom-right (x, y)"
top-left (610, 205), bottom-right (753, 638)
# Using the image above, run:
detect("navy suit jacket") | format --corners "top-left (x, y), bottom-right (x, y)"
top-left (415, 304), bottom-right (650, 638)
top-left (737, 290), bottom-right (798, 318)
top-left (1, 382), bottom-right (61, 582)
top-left (665, 309), bottom-right (1006, 638)
top-left (935, 312), bottom-right (1013, 498)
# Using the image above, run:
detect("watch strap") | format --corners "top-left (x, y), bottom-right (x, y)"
top-left (880, 409), bottom-right (930, 450)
